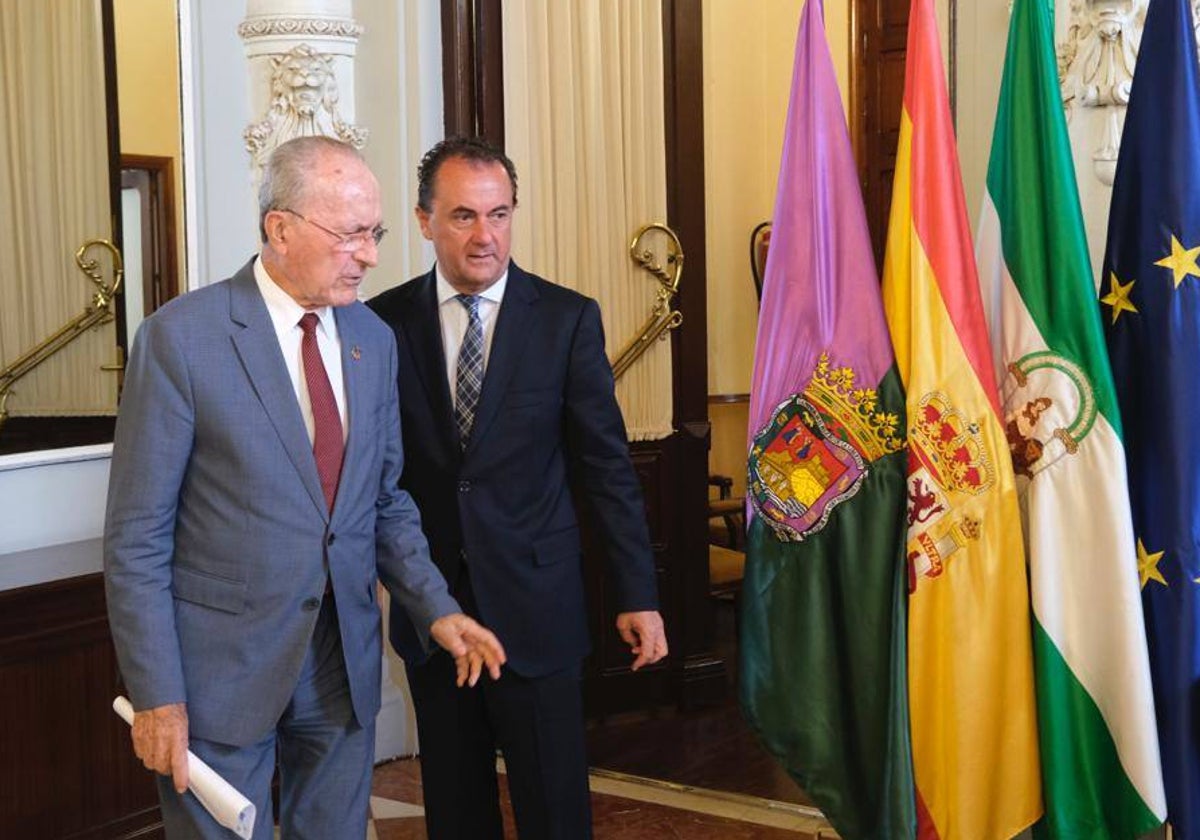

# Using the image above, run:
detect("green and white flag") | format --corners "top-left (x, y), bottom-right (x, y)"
top-left (975, 0), bottom-right (1166, 837)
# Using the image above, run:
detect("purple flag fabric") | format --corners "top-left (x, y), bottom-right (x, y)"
top-left (739, 2), bottom-right (915, 837)
top-left (747, 0), bottom-right (896, 442)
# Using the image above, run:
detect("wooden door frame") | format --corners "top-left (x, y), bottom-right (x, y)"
top-left (121, 154), bottom-right (180, 315)
top-left (441, 0), bottom-right (505, 142)
top-left (850, 0), bottom-right (958, 169)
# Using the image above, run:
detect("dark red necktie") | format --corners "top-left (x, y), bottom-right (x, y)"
top-left (299, 313), bottom-right (344, 513)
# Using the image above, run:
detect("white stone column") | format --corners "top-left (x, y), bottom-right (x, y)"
top-left (239, 0), bottom-right (368, 184)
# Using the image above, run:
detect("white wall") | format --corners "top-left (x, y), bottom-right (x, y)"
top-left (181, 0), bottom-right (258, 288)
top-left (0, 446), bottom-right (110, 590)
top-left (955, 1), bottom-right (1009, 226)
top-left (954, 1), bottom-right (1121, 282)
top-left (356, 0), bottom-right (443, 299)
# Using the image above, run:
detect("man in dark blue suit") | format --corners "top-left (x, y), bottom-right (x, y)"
top-left (369, 136), bottom-right (668, 839)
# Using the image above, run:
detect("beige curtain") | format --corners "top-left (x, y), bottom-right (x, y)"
top-left (503, 0), bottom-right (672, 441)
top-left (0, 0), bottom-right (116, 416)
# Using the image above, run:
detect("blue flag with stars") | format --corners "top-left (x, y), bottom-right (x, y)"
top-left (1103, 0), bottom-right (1200, 836)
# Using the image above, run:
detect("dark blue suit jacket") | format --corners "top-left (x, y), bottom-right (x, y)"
top-left (369, 263), bottom-right (659, 677)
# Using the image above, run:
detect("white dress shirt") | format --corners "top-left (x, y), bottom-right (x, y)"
top-left (437, 268), bottom-right (508, 410)
top-left (254, 256), bottom-right (348, 443)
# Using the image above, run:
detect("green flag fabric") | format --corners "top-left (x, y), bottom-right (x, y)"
top-left (974, 1), bottom-right (1166, 836)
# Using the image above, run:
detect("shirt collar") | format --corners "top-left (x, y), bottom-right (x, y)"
top-left (435, 265), bottom-right (509, 307)
top-left (254, 255), bottom-right (337, 337)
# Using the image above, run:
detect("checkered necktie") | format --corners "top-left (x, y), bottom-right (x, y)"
top-left (454, 294), bottom-right (484, 447)
top-left (299, 313), bottom-right (344, 512)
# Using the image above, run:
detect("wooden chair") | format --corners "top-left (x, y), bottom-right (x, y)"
top-left (707, 480), bottom-right (746, 601)
top-left (750, 220), bottom-right (771, 303)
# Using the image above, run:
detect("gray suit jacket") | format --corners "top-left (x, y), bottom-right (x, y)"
top-left (104, 259), bottom-right (458, 747)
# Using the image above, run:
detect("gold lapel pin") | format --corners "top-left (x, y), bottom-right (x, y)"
top-left (351, 346), bottom-right (362, 361)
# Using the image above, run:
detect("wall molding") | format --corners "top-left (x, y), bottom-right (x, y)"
top-left (237, 16), bottom-right (364, 40)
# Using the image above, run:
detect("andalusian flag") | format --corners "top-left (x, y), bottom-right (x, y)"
top-left (880, 0), bottom-right (1041, 837)
top-left (741, 1), bottom-right (915, 836)
top-left (975, 0), bottom-right (1166, 837)
top-left (1104, 0), bottom-right (1200, 835)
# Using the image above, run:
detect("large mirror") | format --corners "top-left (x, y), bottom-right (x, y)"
top-left (0, 0), bottom-right (184, 457)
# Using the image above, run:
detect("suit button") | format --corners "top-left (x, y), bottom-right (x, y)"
top-left (458, 481), bottom-right (471, 493)
top-left (302, 597), bottom-right (320, 611)
top-left (326, 532), bottom-right (336, 546)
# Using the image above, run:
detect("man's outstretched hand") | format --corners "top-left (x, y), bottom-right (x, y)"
top-left (430, 613), bottom-right (507, 687)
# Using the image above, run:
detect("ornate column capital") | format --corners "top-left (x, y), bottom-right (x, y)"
top-left (239, 0), bottom-right (368, 178)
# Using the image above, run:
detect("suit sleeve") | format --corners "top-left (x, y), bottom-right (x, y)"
top-left (103, 314), bottom-right (193, 711)
top-left (375, 335), bottom-right (460, 650)
top-left (564, 299), bottom-right (660, 613)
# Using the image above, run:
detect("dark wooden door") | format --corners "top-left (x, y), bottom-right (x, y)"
top-left (853, 0), bottom-right (909, 268)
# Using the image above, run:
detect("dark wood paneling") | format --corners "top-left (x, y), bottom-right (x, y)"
top-left (441, 0), bottom-right (474, 136)
top-left (101, 0), bottom-right (126, 359)
top-left (0, 417), bottom-right (116, 456)
top-left (440, 0), bottom-right (505, 144)
top-left (852, 0), bottom-right (910, 267)
top-left (0, 574), bottom-right (162, 839)
top-left (661, 0), bottom-right (724, 711)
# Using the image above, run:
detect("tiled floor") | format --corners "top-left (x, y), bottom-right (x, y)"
top-left (366, 758), bottom-right (834, 839)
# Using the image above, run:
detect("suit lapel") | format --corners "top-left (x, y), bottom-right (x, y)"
top-left (402, 272), bottom-right (459, 452)
top-left (465, 264), bottom-right (539, 456)
top-left (334, 305), bottom-right (369, 520)
top-left (228, 265), bottom-right (328, 520)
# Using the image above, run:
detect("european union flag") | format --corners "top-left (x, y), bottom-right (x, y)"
top-left (1103, 0), bottom-right (1200, 836)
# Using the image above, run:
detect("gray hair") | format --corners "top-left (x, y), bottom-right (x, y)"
top-left (258, 136), bottom-right (364, 243)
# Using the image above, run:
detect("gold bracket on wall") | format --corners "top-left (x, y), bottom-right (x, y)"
top-left (610, 223), bottom-right (684, 381)
top-left (0, 239), bottom-right (124, 433)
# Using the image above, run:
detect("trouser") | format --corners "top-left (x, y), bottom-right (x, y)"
top-left (157, 595), bottom-right (374, 839)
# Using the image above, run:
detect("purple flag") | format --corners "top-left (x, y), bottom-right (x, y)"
top-left (740, 2), bottom-right (915, 837)
top-left (748, 0), bottom-right (896, 443)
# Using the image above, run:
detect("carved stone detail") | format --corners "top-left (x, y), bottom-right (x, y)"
top-left (1058, 0), bottom-right (1200, 185)
top-left (237, 17), bottom-right (364, 40)
top-left (1057, 0), bottom-right (1147, 184)
top-left (243, 44), bottom-right (368, 169)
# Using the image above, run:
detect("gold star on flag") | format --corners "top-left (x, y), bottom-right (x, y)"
top-left (1101, 273), bottom-right (1139, 325)
top-left (1137, 538), bottom-right (1167, 589)
top-left (1154, 235), bottom-right (1200, 288)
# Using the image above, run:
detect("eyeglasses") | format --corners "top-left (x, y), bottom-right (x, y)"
top-left (280, 208), bottom-right (387, 251)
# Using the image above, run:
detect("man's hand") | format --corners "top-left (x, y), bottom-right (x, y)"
top-left (430, 613), bottom-right (507, 687)
top-left (616, 611), bottom-right (668, 671)
top-left (131, 702), bottom-right (189, 793)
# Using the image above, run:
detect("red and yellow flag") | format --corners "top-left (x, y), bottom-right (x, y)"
top-left (881, 1), bottom-right (1041, 837)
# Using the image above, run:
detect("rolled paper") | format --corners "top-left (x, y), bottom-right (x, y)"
top-left (112, 696), bottom-right (256, 840)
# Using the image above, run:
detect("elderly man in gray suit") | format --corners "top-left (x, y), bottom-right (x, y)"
top-left (104, 136), bottom-right (505, 839)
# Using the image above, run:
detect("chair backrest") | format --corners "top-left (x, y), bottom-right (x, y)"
top-left (750, 220), bottom-right (771, 303)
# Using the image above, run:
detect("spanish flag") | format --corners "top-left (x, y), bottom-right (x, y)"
top-left (880, 0), bottom-right (1041, 837)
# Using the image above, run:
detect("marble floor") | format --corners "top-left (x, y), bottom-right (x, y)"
top-left (365, 757), bottom-right (835, 839)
